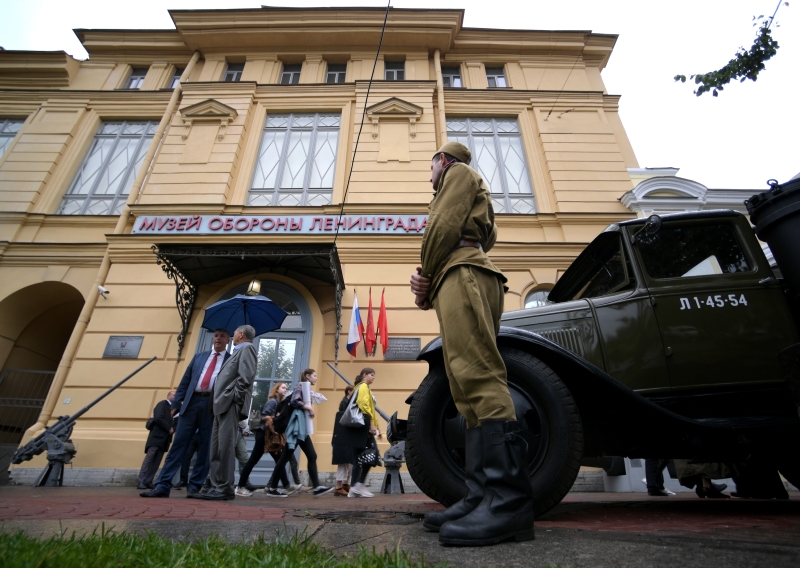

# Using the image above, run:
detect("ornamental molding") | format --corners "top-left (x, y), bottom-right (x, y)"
top-left (178, 98), bottom-right (238, 141)
top-left (365, 97), bottom-right (423, 139)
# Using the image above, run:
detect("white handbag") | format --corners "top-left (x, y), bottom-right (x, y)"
top-left (339, 384), bottom-right (365, 428)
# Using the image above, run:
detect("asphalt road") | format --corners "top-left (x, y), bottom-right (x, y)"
top-left (1, 486), bottom-right (798, 567)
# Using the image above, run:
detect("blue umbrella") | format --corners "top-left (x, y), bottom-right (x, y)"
top-left (201, 294), bottom-right (288, 337)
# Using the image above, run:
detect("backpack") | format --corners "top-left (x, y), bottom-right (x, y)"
top-left (272, 397), bottom-right (293, 434)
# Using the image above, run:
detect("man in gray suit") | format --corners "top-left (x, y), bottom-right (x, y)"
top-left (198, 324), bottom-right (258, 500)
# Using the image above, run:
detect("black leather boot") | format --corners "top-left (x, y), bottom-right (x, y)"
top-left (423, 426), bottom-right (485, 532)
top-left (439, 420), bottom-right (534, 546)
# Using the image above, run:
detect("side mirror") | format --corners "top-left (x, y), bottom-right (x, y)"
top-left (632, 214), bottom-right (662, 243)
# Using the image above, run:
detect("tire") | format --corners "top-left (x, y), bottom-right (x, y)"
top-left (406, 346), bottom-right (584, 518)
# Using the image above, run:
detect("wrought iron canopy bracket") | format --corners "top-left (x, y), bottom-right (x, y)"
top-left (152, 245), bottom-right (197, 361)
top-left (330, 245), bottom-right (344, 365)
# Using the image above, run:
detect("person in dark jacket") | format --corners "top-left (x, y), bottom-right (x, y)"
top-left (332, 385), bottom-right (355, 496)
top-left (137, 390), bottom-right (176, 490)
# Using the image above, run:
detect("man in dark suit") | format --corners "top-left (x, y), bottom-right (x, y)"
top-left (198, 324), bottom-right (258, 500)
top-left (136, 390), bottom-right (175, 489)
top-left (141, 328), bottom-right (231, 498)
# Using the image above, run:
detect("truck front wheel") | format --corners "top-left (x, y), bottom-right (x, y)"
top-left (405, 347), bottom-right (584, 517)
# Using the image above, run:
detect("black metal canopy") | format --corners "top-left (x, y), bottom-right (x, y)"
top-left (152, 243), bottom-right (344, 361)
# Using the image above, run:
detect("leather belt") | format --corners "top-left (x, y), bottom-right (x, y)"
top-left (194, 391), bottom-right (212, 397)
top-left (454, 238), bottom-right (482, 250)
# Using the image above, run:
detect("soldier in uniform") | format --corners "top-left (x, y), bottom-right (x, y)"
top-left (410, 141), bottom-right (534, 546)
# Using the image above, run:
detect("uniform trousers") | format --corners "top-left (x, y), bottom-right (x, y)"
top-left (204, 403), bottom-right (241, 496)
top-left (137, 446), bottom-right (165, 486)
top-left (432, 265), bottom-right (515, 428)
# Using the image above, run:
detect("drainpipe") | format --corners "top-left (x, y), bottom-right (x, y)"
top-left (433, 49), bottom-right (447, 146)
top-left (28, 52), bottom-right (201, 435)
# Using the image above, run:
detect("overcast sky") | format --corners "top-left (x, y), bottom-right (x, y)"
top-left (2, 0), bottom-right (797, 189)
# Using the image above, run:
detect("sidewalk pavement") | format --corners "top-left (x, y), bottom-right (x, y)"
top-left (1, 486), bottom-right (799, 567)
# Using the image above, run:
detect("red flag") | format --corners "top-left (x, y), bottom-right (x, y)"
top-left (365, 288), bottom-right (376, 356)
top-left (377, 288), bottom-right (389, 355)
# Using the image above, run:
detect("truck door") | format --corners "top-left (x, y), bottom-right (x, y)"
top-left (632, 217), bottom-right (798, 390)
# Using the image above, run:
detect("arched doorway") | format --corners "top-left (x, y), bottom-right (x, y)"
top-left (0, 282), bottom-right (84, 480)
top-left (193, 280), bottom-right (311, 485)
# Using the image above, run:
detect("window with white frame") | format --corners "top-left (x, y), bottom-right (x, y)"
top-left (248, 113), bottom-right (340, 207)
top-left (485, 66), bottom-right (507, 88)
top-left (224, 63), bottom-right (244, 82)
top-left (326, 64), bottom-right (347, 84)
top-left (447, 117), bottom-right (535, 214)
top-left (170, 67), bottom-right (184, 89)
top-left (384, 61), bottom-right (405, 81)
top-left (124, 68), bottom-right (148, 90)
top-left (441, 66), bottom-right (462, 88)
top-left (58, 121), bottom-right (157, 215)
top-left (0, 119), bottom-right (24, 160)
top-left (525, 289), bottom-right (554, 309)
top-left (281, 64), bottom-right (302, 85)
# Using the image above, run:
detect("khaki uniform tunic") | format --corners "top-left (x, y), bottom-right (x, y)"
top-left (421, 162), bottom-right (515, 427)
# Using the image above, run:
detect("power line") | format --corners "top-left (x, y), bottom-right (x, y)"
top-left (333, 0), bottom-right (392, 245)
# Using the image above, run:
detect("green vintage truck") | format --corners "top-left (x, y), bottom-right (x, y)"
top-left (401, 179), bottom-right (800, 516)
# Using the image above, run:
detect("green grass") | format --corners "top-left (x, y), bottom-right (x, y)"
top-left (0, 525), bottom-right (445, 568)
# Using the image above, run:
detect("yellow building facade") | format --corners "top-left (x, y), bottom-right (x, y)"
top-left (0, 7), bottom-right (640, 483)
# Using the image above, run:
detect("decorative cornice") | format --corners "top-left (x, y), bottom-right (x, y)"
top-left (178, 98), bottom-right (238, 141)
top-left (73, 29), bottom-right (193, 60)
top-left (366, 97), bottom-right (423, 138)
top-left (0, 51), bottom-right (80, 89)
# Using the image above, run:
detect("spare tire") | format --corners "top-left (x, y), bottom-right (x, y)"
top-left (405, 346), bottom-right (584, 517)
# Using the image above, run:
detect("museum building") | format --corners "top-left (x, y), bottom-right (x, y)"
top-left (0, 6), bottom-right (648, 483)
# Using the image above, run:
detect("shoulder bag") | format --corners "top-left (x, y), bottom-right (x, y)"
top-left (339, 384), bottom-right (365, 428)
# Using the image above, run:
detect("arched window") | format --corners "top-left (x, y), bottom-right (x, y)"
top-left (524, 289), bottom-right (553, 309)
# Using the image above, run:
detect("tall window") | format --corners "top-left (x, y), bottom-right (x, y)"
top-left (124, 68), bottom-right (148, 90)
top-left (326, 64), bottom-right (347, 84)
top-left (249, 113), bottom-right (340, 207)
top-left (447, 117), bottom-right (535, 214)
top-left (385, 61), bottom-right (405, 81)
top-left (441, 66), bottom-right (462, 88)
top-left (224, 63), bottom-right (244, 82)
top-left (281, 64), bottom-right (302, 85)
top-left (0, 119), bottom-right (24, 160)
top-left (485, 66), bottom-right (507, 88)
top-left (58, 121), bottom-right (156, 215)
top-left (170, 67), bottom-right (184, 89)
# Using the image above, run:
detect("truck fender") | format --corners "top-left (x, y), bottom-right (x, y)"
top-left (414, 326), bottom-right (725, 457)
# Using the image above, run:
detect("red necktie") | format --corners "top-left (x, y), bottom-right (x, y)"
top-left (199, 352), bottom-right (218, 391)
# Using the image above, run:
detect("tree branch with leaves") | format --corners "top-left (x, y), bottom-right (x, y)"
top-left (675, 2), bottom-right (787, 97)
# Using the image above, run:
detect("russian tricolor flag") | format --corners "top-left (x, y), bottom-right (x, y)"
top-left (347, 291), bottom-right (365, 357)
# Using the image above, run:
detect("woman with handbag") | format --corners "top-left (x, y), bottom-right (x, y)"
top-left (234, 382), bottom-right (302, 497)
top-left (332, 385), bottom-right (355, 496)
top-left (347, 368), bottom-right (382, 498)
top-left (265, 369), bottom-right (334, 498)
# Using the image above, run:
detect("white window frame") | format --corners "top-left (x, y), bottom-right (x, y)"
top-left (281, 64), bottom-right (302, 85)
top-left (224, 63), bottom-right (244, 82)
top-left (485, 66), bottom-right (507, 88)
top-left (57, 120), bottom-right (157, 216)
top-left (0, 119), bottom-right (25, 161)
top-left (441, 66), bottom-right (462, 88)
top-left (248, 113), bottom-right (341, 207)
top-left (326, 64), bottom-right (347, 84)
top-left (525, 289), bottom-right (554, 309)
top-left (124, 68), bottom-right (148, 90)
top-left (384, 61), bottom-right (405, 81)
top-left (447, 117), bottom-right (535, 214)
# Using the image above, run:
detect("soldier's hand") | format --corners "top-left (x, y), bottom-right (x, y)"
top-left (411, 267), bottom-right (431, 296)
top-left (415, 295), bottom-right (432, 311)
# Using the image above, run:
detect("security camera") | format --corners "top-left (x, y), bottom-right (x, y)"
top-left (98, 285), bottom-right (109, 299)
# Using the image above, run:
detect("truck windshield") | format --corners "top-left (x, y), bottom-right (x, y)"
top-left (571, 236), bottom-right (630, 300)
top-left (636, 223), bottom-right (751, 279)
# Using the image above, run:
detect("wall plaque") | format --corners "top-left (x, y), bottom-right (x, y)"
top-left (102, 336), bottom-right (144, 359)
top-left (383, 337), bottom-right (421, 361)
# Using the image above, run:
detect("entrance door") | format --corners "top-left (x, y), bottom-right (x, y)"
top-left (193, 281), bottom-right (312, 486)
